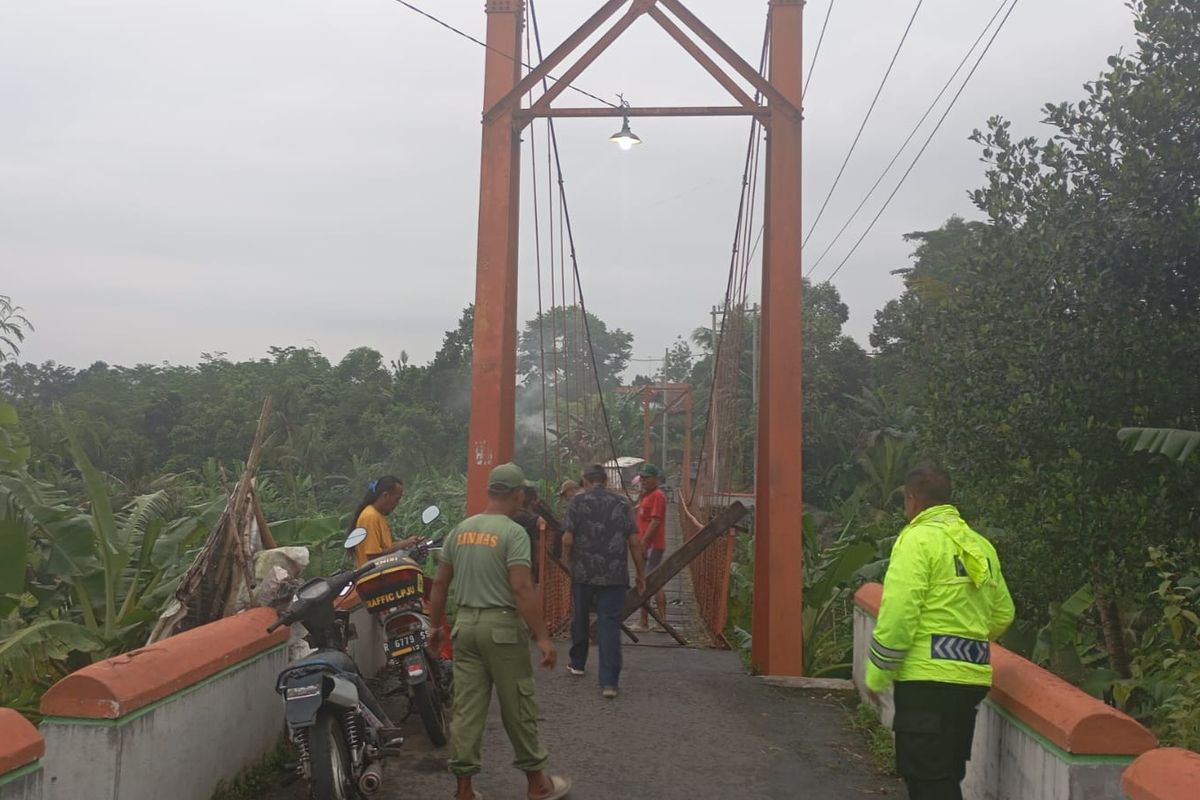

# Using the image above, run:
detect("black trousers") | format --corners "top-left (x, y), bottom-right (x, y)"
top-left (893, 681), bottom-right (990, 800)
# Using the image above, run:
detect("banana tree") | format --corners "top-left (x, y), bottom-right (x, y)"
top-left (0, 618), bottom-right (104, 717)
top-left (801, 515), bottom-right (879, 677)
top-left (59, 416), bottom-right (217, 645)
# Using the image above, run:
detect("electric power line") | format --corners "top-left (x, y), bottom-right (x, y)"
top-left (805, 0), bottom-right (1011, 276)
top-left (390, 0), bottom-right (619, 108)
top-left (802, 0), bottom-right (836, 101)
top-left (802, 0), bottom-right (925, 249)
top-left (818, 0), bottom-right (1024, 285)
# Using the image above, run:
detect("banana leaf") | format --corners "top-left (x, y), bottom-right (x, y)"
top-left (1118, 427), bottom-right (1200, 463)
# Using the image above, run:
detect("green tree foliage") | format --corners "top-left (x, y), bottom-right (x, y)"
top-left (0, 295), bottom-right (32, 363)
top-left (0, 307), bottom-right (486, 505)
top-left (687, 281), bottom-right (871, 500)
top-left (660, 337), bottom-right (694, 384)
top-left (517, 305), bottom-right (633, 399)
top-left (872, 0), bottom-right (1200, 678)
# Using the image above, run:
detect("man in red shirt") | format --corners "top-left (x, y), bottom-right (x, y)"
top-left (634, 464), bottom-right (668, 632)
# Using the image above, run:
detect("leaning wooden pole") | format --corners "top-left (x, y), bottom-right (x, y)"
top-left (620, 502), bottom-right (750, 619)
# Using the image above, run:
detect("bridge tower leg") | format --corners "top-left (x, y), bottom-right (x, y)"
top-left (753, 0), bottom-right (805, 676)
top-left (466, 0), bottom-right (524, 514)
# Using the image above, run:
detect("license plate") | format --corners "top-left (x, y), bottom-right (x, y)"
top-left (285, 685), bottom-right (320, 701)
top-left (388, 629), bottom-right (428, 656)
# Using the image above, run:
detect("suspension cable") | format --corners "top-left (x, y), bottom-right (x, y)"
top-left (688, 15), bottom-right (771, 506)
top-left (547, 119), bottom-right (562, 461)
top-left (529, 0), bottom-right (626, 491)
top-left (524, 3), bottom-right (551, 474)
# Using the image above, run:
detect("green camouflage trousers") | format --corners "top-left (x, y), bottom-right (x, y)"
top-left (448, 607), bottom-right (549, 777)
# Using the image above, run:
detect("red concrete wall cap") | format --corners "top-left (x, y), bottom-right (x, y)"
top-left (988, 645), bottom-right (1157, 755)
top-left (0, 708), bottom-right (44, 774)
top-left (1122, 748), bottom-right (1200, 800)
top-left (855, 581), bottom-right (1156, 756)
top-left (854, 582), bottom-right (882, 616)
top-left (40, 608), bottom-right (288, 720)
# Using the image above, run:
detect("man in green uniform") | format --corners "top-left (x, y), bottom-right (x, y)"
top-left (428, 463), bottom-right (572, 800)
top-left (865, 465), bottom-right (1015, 800)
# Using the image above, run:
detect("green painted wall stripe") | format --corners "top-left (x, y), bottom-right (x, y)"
top-left (0, 760), bottom-right (41, 788)
top-left (41, 642), bottom-right (287, 729)
top-left (984, 700), bottom-right (1137, 766)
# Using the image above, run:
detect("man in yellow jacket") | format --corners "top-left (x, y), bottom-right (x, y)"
top-left (866, 465), bottom-right (1015, 800)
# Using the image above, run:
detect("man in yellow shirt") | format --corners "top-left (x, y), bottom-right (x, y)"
top-left (350, 476), bottom-right (421, 568)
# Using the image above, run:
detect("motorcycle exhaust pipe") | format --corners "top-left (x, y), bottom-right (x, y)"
top-left (359, 768), bottom-right (383, 795)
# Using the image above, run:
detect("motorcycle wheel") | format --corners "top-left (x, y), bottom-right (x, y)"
top-left (413, 681), bottom-right (449, 747)
top-left (309, 709), bottom-right (355, 800)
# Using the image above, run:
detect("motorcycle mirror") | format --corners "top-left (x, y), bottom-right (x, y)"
top-left (344, 527), bottom-right (368, 549)
top-left (421, 505), bottom-right (441, 525)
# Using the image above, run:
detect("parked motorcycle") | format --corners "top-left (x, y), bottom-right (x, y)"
top-left (354, 504), bottom-right (453, 747)
top-left (269, 534), bottom-right (403, 799)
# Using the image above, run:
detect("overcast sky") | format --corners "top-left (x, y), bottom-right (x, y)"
top-left (2, 0), bottom-right (1136, 373)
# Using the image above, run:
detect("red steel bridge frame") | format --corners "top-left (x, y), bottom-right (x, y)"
top-left (465, 0), bottom-right (805, 676)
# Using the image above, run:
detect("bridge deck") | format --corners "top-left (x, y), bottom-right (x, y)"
top-left (262, 644), bottom-right (899, 799)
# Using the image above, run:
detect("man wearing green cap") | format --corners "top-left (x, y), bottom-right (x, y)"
top-left (428, 463), bottom-right (572, 800)
top-left (634, 463), bottom-right (668, 633)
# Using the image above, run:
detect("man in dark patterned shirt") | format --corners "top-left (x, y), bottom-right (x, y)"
top-left (561, 463), bottom-right (646, 699)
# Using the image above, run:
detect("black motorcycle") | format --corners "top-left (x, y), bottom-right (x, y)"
top-left (269, 554), bottom-right (403, 799)
top-left (354, 505), bottom-right (453, 747)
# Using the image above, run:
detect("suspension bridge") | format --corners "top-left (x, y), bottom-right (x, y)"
top-left (2, 3), bottom-right (1196, 800)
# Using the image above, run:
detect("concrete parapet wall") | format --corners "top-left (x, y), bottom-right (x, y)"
top-left (853, 583), bottom-right (1157, 800)
top-left (37, 608), bottom-right (289, 800)
top-left (1122, 748), bottom-right (1200, 800)
top-left (0, 709), bottom-right (44, 800)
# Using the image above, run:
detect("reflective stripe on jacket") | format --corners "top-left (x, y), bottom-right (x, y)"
top-left (865, 505), bottom-right (1015, 692)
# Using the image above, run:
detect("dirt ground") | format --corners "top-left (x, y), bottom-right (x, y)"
top-left (260, 636), bottom-right (902, 800)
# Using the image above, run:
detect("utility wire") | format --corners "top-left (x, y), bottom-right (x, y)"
top-left (819, 0), bottom-right (1023, 285)
top-left (802, 0), bottom-right (925, 248)
top-left (390, 0), bottom-right (619, 108)
top-left (806, 0), bottom-right (1010, 276)
top-left (802, 0), bottom-right (836, 101)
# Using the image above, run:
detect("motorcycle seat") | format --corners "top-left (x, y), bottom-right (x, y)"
top-left (278, 649), bottom-right (360, 681)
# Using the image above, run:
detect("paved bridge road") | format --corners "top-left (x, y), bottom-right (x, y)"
top-left (261, 641), bottom-right (900, 800)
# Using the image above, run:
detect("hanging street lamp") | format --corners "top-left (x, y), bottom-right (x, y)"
top-left (609, 97), bottom-right (642, 151)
